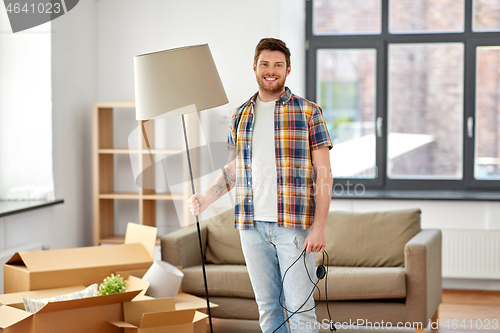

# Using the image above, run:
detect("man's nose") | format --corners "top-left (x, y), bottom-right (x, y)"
top-left (267, 67), bottom-right (277, 75)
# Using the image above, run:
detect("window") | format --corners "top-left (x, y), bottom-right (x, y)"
top-left (388, 43), bottom-right (464, 180)
top-left (0, 14), bottom-right (54, 200)
top-left (317, 49), bottom-right (377, 178)
top-left (306, 0), bottom-right (500, 191)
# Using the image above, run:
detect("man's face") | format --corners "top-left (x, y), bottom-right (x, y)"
top-left (253, 50), bottom-right (291, 96)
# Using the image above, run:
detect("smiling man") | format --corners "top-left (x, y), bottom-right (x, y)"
top-left (187, 38), bottom-right (333, 333)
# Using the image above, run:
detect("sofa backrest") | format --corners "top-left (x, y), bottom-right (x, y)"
top-left (203, 208), bottom-right (421, 268)
top-left (204, 208), bottom-right (246, 265)
top-left (320, 209), bottom-right (421, 267)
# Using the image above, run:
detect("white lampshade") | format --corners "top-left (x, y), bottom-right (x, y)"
top-left (142, 261), bottom-right (184, 298)
top-left (134, 44), bottom-right (228, 120)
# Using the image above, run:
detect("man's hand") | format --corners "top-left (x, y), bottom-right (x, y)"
top-left (187, 194), bottom-right (208, 216)
top-left (302, 223), bottom-right (326, 253)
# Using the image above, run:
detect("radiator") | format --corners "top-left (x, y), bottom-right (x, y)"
top-left (442, 230), bottom-right (500, 279)
top-left (0, 243), bottom-right (43, 294)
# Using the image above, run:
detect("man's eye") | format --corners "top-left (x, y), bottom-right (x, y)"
top-left (277, 64), bottom-right (282, 67)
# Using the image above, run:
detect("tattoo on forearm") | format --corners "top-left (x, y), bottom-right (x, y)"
top-left (211, 166), bottom-right (235, 197)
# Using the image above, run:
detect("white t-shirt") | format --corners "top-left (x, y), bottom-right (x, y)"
top-left (251, 96), bottom-right (278, 222)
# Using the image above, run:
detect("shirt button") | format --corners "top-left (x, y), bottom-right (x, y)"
top-left (248, 182), bottom-right (250, 185)
top-left (247, 145), bottom-right (250, 148)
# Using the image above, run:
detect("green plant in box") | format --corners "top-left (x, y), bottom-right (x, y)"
top-left (98, 274), bottom-right (128, 296)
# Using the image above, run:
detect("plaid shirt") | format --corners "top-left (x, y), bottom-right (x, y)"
top-left (227, 87), bottom-right (332, 230)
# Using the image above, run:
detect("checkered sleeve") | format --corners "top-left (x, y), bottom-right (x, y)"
top-left (227, 112), bottom-right (236, 152)
top-left (309, 105), bottom-right (333, 151)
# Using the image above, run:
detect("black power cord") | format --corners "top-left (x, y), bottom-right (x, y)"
top-left (272, 250), bottom-right (336, 333)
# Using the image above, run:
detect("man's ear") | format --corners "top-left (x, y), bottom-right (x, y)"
top-left (286, 66), bottom-right (291, 77)
top-left (253, 62), bottom-right (257, 73)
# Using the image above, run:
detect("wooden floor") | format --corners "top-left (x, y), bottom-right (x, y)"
top-left (435, 290), bottom-right (500, 333)
top-left (211, 290), bottom-right (500, 333)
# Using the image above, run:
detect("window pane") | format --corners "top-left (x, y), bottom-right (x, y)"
top-left (388, 43), bottom-right (464, 179)
top-left (317, 49), bottom-right (377, 178)
top-left (389, 0), bottom-right (464, 33)
top-left (475, 46), bottom-right (500, 179)
top-left (473, 0), bottom-right (500, 32)
top-left (313, 0), bottom-right (381, 35)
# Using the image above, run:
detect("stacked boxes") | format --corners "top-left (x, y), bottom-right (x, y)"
top-left (0, 223), bottom-right (211, 333)
top-left (4, 223), bottom-right (157, 293)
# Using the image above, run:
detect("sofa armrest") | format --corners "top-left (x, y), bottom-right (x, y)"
top-left (404, 228), bottom-right (442, 323)
top-left (160, 221), bottom-right (209, 268)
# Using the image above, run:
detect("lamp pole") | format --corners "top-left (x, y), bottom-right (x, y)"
top-left (181, 113), bottom-right (214, 333)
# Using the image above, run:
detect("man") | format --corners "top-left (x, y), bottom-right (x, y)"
top-left (187, 38), bottom-right (333, 333)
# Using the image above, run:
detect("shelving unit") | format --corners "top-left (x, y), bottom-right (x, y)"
top-left (93, 102), bottom-right (198, 245)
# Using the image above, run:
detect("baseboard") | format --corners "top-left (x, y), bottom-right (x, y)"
top-left (442, 277), bottom-right (500, 292)
top-left (443, 289), bottom-right (500, 295)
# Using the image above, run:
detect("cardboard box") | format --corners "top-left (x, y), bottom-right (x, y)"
top-left (0, 285), bottom-right (86, 310)
top-left (0, 277), bottom-right (150, 333)
top-left (0, 290), bottom-right (140, 333)
top-left (4, 223), bottom-right (157, 293)
top-left (0, 306), bottom-right (33, 333)
top-left (110, 297), bottom-right (209, 333)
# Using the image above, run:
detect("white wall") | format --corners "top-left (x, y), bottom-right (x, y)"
top-left (96, 0), bottom-right (289, 106)
top-left (50, 0), bottom-right (98, 248)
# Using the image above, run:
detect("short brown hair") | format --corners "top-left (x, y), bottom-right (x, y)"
top-left (254, 38), bottom-right (291, 68)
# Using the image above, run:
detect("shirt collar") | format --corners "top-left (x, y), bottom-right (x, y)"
top-left (250, 86), bottom-right (292, 106)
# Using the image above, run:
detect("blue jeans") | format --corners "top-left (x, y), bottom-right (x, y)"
top-left (239, 221), bottom-right (318, 333)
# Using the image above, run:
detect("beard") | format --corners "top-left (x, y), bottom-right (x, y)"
top-left (256, 75), bottom-right (286, 95)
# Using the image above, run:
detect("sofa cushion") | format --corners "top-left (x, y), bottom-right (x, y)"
top-left (204, 208), bottom-right (245, 265)
top-left (182, 265), bottom-right (254, 299)
top-left (182, 264), bottom-right (406, 301)
top-left (318, 209), bottom-right (421, 267)
top-left (313, 266), bottom-right (406, 300)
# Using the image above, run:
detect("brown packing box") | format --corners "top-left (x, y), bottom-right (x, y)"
top-left (0, 306), bottom-right (33, 333)
top-left (4, 223), bottom-right (157, 293)
top-left (0, 285), bottom-right (87, 309)
top-left (110, 295), bottom-right (210, 333)
top-left (0, 277), bottom-right (150, 333)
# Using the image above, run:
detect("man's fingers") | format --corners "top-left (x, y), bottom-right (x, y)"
top-left (187, 197), bottom-right (198, 205)
top-left (306, 243), bottom-right (313, 253)
top-left (305, 244), bottom-right (325, 253)
top-left (187, 197), bottom-right (200, 210)
top-left (302, 239), bottom-right (309, 252)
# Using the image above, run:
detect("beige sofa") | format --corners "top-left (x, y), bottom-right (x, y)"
top-left (161, 208), bottom-right (442, 331)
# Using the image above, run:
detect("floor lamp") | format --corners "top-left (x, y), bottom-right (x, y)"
top-left (134, 44), bottom-right (228, 333)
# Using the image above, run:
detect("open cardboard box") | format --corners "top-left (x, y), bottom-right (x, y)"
top-left (0, 276), bottom-right (150, 333)
top-left (4, 223), bottom-right (157, 293)
top-left (110, 296), bottom-right (210, 333)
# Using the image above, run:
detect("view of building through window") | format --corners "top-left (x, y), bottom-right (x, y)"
top-left (473, 0), bottom-right (500, 32)
top-left (475, 46), bottom-right (500, 179)
top-left (310, 0), bottom-right (500, 189)
top-left (389, 0), bottom-right (464, 33)
top-left (317, 49), bottom-right (377, 178)
top-left (388, 43), bottom-right (464, 179)
top-left (313, 0), bottom-right (381, 35)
